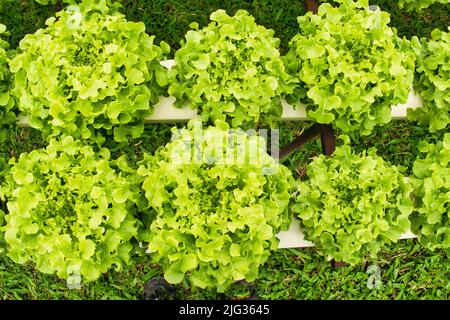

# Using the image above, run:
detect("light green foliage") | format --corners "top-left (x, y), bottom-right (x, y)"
top-left (137, 120), bottom-right (293, 291)
top-left (0, 24), bottom-right (14, 143)
top-left (10, 1), bottom-right (169, 144)
top-left (398, 0), bottom-right (449, 11)
top-left (408, 28), bottom-right (450, 132)
top-left (410, 134), bottom-right (450, 252)
top-left (284, 0), bottom-right (415, 135)
top-left (168, 10), bottom-right (295, 128)
top-left (292, 136), bottom-right (413, 265)
top-left (34, 0), bottom-right (72, 4)
top-left (0, 136), bottom-right (140, 282)
top-left (0, 24), bottom-right (14, 246)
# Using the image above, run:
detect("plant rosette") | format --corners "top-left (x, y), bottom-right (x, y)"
top-left (410, 134), bottom-right (450, 252)
top-left (137, 119), bottom-right (294, 291)
top-left (0, 136), bottom-right (141, 283)
top-left (10, 0), bottom-right (169, 144)
top-left (408, 28), bottom-right (450, 132)
top-left (291, 136), bottom-right (413, 265)
top-left (168, 9), bottom-right (296, 128)
top-left (398, 0), bottom-right (449, 11)
top-left (284, 0), bottom-right (415, 135)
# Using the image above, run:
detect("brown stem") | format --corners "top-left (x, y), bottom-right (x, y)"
top-left (279, 123), bottom-right (323, 160)
top-left (332, 260), bottom-right (349, 268)
top-left (279, 123), bottom-right (336, 160)
top-left (320, 124), bottom-right (336, 156)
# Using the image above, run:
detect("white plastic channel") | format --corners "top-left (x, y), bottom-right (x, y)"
top-left (276, 218), bottom-right (418, 249)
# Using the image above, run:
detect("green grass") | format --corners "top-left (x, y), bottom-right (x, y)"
top-left (256, 241), bottom-right (450, 300)
top-left (0, 0), bottom-right (449, 300)
top-left (0, 0), bottom-right (58, 48)
top-left (2, 240), bottom-right (450, 300)
top-left (372, 0), bottom-right (450, 38)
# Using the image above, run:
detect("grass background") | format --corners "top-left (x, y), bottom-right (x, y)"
top-left (0, 0), bottom-right (449, 299)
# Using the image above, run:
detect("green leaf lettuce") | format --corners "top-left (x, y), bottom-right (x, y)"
top-left (137, 120), bottom-right (294, 291)
top-left (284, 0), bottom-right (415, 135)
top-left (410, 133), bottom-right (450, 252)
top-left (11, 1), bottom-right (169, 144)
top-left (168, 10), bottom-right (296, 128)
top-left (292, 136), bottom-right (413, 264)
top-left (0, 136), bottom-right (141, 282)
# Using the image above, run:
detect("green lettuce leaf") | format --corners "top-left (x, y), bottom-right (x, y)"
top-left (398, 0), bottom-right (449, 11)
top-left (0, 23), bottom-right (15, 143)
top-left (0, 23), bottom-right (15, 253)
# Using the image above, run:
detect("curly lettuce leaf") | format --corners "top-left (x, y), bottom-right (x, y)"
top-left (0, 23), bottom-right (15, 249)
top-left (0, 24), bottom-right (15, 143)
top-left (398, 0), bottom-right (449, 11)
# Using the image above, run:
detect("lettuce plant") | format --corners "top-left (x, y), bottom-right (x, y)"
top-left (292, 136), bottom-right (413, 265)
top-left (137, 120), bottom-right (293, 291)
top-left (408, 28), bottom-right (450, 132)
top-left (0, 24), bottom-right (15, 143)
top-left (0, 22), bottom-right (12, 177)
top-left (10, 1), bottom-right (169, 144)
top-left (0, 24), bottom-right (14, 244)
top-left (168, 10), bottom-right (295, 128)
top-left (284, 0), bottom-right (415, 135)
top-left (398, 0), bottom-right (449, 11)
top-left (1, 136), bottom-right (140, 283)
top-left (410, 134), bottom-right (450, 252)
